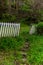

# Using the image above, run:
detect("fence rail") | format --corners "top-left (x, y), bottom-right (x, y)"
top-left (0, 23), bottom-right (20, 37)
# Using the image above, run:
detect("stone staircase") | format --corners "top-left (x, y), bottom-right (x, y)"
top-left (14, 42), bottom-right (29, 65)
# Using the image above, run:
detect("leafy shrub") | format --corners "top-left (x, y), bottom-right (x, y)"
top-left (0, 14), bottom-right (16, 22)
top-left (20, 4), bottom-right (30, 11)
top-left (37, 22), bottom-right (43, 35)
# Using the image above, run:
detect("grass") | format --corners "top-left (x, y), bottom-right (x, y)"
top-left (0, 23), bottom-right (43, 65)
top-left (0, 36), bottom-right (25, 51)
top-left (0, 51), bottom-right (15, 65)
top-left (27, 35), bottom-right (43, 65)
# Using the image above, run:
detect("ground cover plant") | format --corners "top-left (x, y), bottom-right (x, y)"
top-left (0, 36), bottom-right (25, 51)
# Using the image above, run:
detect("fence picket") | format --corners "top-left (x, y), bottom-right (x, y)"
top-left (0, 23), bottom-right (20, 37)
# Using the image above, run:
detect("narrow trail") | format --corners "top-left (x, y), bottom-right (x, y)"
top-left (14, 42), bottom-right (29, 65)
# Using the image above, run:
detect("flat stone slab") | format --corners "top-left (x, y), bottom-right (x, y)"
top-left (20, 52), bottom-right (27, 55)
top-left (21, 48), bottom-right (28, 51)
top-left (22, 58), bottom-right (27, 62)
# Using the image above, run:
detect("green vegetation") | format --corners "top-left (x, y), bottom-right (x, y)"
top-left (27, 35), bottom-right (43, 65)
top-left (37, 22), bottom-right (43, 35)
top-left (0, 0), bottom-right (43, 65)
top-left (0, 24), bottom-right (43, 65)
top-left (20, 24), bottom-right (43, 65)
top-left (0, 51), bottom-right (15, 65)
top-left (0, 14), bottom-right (16, 22)
top-left (0, 36), bottom-right (24, 51)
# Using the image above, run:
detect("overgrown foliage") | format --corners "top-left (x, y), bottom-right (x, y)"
top-left (0, 14), bottom-right (17, 22)
top-left (37, 22), bottom-right (43, 35)
top-left (0, 0), bottom-right (43, 23)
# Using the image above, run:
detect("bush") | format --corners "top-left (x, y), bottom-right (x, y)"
top-left (0, 14), bottom-right (16, 22)
top-left (37, 22), bottom-right (43, 35)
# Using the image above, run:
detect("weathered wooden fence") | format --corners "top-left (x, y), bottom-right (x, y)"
top-left (0, 23), bottom-right (20, 37)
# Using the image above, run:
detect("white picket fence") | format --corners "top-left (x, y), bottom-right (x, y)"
top-left (0, 23), bottom-right (20, 37)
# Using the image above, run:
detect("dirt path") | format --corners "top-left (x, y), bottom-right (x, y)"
top-left (14, 42), bottom-right (29, 65)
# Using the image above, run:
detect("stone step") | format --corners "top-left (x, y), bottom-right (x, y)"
top-left (14, 60), bottom-right (20, 65)
top-left (20, 63), bottom-right (27, 65)
top-left (25, 42), bottom-right (29, 45)
top-left (21, 63), bottom-right (29, 65)
top-left (21, 48), bottom-right (28, 51)
top-left (24, 44), bottom-right (29, 48)
top-left (24, 45), bottom-right (29, 47)
top-left (23, 45), bottom-right (29, 49)
top-left (20, 52), bottom-right (27, 55)
top-left (21, 58), bottom-right (27, 62)
top-left (20, 52), bottom-right (27, 58)
top-left (22, 55), bottom-right (27, 58)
